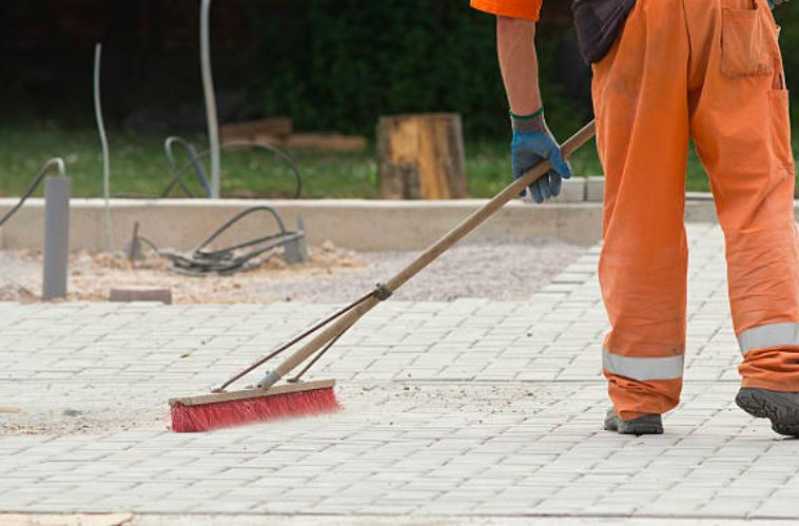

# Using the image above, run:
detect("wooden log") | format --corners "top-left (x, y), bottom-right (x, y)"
top-left (220, 117), bottom-right (293, 142)
top-left (377, 113), bottom-right (467, 200)
top-left (283, 133), bottom-right (367, 152)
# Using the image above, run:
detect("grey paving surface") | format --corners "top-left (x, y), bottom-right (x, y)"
top-left (1, 223), bottom-right (798, 522)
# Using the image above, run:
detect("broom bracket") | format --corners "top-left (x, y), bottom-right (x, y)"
top-left (373, 283), bottom-right (393, 301)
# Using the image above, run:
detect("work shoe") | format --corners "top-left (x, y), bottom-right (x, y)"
top-left (735, 388), bottom-right (799, 438)
top-left (604, 408), bottom-right (663, 435)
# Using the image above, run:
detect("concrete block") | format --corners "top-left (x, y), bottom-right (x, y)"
top-left (586, 176), bottom-right (605, 202)
top-left (686, 200), bottom-right (719, 222)
top-left (109, 287), bottom-right (172, 304)
top-left (550, 177), bottom-right (586, 203)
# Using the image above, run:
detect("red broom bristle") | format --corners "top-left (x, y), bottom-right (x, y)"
top-left (171, 386), bottom-right (340, 432)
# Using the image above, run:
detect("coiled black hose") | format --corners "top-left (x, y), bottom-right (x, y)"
top-left (163, 136), bottom-right (212, 198)
top-left (163, 138), bottom-right (303, 199)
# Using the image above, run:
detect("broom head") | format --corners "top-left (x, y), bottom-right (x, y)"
top-left (169, 379), bottom-right (339, 432)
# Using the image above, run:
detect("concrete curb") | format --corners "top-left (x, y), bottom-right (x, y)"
top-left (0, 194), bottom-right (756, 252)
top-left (0, 198), bottom-right (605, 252)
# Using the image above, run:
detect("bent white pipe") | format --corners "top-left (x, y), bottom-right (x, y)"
top-left (200, 0), bottom-right (221, 199)
top-left (94, 43), bottom-right (113, 250)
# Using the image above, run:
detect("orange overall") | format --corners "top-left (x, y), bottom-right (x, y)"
top-left (473, 0), bottom-right (799, 420)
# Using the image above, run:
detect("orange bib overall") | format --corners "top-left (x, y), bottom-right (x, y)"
top-left (474, 0), bottom-right (799, 420)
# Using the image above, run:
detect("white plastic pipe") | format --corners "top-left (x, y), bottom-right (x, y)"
top-left (94, 43), bottom-right (113, 251)
top-left (200, 0), bottom-right (221, 198)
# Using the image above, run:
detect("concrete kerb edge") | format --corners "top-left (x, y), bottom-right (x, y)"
top-left (0, 194), bottom-right (766, 253)
top-left (0, 198), bottom-right (604, 252)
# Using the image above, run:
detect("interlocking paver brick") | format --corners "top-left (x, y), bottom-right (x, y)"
top-left (1, 224), bottom-right (798, 522)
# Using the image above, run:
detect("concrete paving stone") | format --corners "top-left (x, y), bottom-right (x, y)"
top-left (3, 224), bottom-right (799, 520)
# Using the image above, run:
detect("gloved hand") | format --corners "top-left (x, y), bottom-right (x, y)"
top-left (511, 109), bottom-right (573, 204)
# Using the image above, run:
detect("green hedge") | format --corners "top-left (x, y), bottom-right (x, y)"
top-left (248, 1), bottom-right (509, 139)
top-left (245, 1), bottom-right (798, 141)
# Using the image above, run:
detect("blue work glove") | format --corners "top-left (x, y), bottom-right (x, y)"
top-left (511, 109), bottom-right (573, 204)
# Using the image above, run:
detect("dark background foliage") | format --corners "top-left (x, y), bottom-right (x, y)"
top-left (1, 1), bottom-right (796, 140)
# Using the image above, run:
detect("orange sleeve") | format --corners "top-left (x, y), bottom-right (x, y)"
top-left (470, 0), bottom-right (543, 21)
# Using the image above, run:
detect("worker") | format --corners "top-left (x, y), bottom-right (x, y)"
top-left (471, 0), bottom-right (799, 436)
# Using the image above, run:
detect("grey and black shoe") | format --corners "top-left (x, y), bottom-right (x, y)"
top-left (735, 388), bottom-right (799, 438)
top-left (604, 408), bottom-right (663, 435)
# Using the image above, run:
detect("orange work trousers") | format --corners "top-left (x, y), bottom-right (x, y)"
top-left (593, 0), bottom-right (799, 420)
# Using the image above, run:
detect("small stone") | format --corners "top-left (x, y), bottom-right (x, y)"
top-left (63, 409), bottom-right (82, 417)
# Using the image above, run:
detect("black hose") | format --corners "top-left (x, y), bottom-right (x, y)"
top-left (0, 158), bottom-right (66, 228)
top-left (221, 140), bottom-right (303, 199)
top-left (165, 138), bottom-right (303, 199)
top-left (137, 204), bottom-right (303, 276)
top-left (163, 136), bottom-right (212, 198)
top-left (113, 137), bottom-right (302, 200)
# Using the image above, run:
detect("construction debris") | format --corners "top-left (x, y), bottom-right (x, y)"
top-left (135, 206), bottom-right (308, 276)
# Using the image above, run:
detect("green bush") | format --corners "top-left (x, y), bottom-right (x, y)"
top-left (250, 1), bottom-right (511, 139)
top-left (247, 2), bottom-right (798, 142)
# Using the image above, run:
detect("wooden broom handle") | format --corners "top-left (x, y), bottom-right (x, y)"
top-left (270, 121), bottom-right (597, 383)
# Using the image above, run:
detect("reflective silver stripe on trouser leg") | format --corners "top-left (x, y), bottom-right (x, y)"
top-left (738, 322), bottom-right (799, 354)
top-left (602, 348), bottom-right (685, 381)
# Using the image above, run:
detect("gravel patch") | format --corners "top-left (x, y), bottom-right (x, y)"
top-left (0, 239), bottom-right (583, 304)
top-left (263, 240), bottom-right (583, 302)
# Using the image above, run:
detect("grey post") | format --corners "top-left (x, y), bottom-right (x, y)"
top-left (42, 175), bottom-right (70, 299)
top-left (283, 217), bottom-right (309, 265)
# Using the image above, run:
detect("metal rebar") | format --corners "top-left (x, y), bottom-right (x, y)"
top-left (94, 43), bottom-right (113, 251)
top-left (200, 0), bottom-right (221, 198)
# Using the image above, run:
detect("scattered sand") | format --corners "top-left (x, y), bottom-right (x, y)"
top-left (0, 239), bottom-right (583, 304)
top-left (0, 242), bottom-right (363, 304)
top-left (0, 382), bottom-right (556, 437)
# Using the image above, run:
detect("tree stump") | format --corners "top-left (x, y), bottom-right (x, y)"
top-left (377, 113), bottom-right (467, 199)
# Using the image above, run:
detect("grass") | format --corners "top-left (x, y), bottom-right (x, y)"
top-left (0, 124), bottom-right (791, 199)
top-left (0, 125), bottom-right (379, 199)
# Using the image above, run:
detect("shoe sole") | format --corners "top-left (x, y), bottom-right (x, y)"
top-left (736, 388), bottom-right (799, 437)
top-left (604, 419), bottom-right (663, 435)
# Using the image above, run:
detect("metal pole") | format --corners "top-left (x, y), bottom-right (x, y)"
top-left (200, 0), bottom-right (221, 198)
top-left (42, 175), bottom-right (70, 300)
top-left (94, 43), bottom-right (113, 250)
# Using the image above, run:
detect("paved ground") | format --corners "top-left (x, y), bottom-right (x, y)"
top-left (1, 223), bottom-right (798, 524)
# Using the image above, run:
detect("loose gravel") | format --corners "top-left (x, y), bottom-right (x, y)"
top-left (261, 240), bottom-right (583, 303)
top-left (0, 239), bottom-right (582, 304)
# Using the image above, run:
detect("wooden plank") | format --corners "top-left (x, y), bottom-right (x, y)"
top-left (220, 117), bottom-right (293, 142)
top-left (233, 132), bottom-right (368, 152)
top-left (283, 133), bottom-right (367, 152)
top-left (169, 378), bottom-right (335, 407)
top-left (109, 288), bottom-right (172, 304)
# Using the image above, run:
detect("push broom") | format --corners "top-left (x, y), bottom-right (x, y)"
top-left (169, 120), bottom-right (596, 432)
